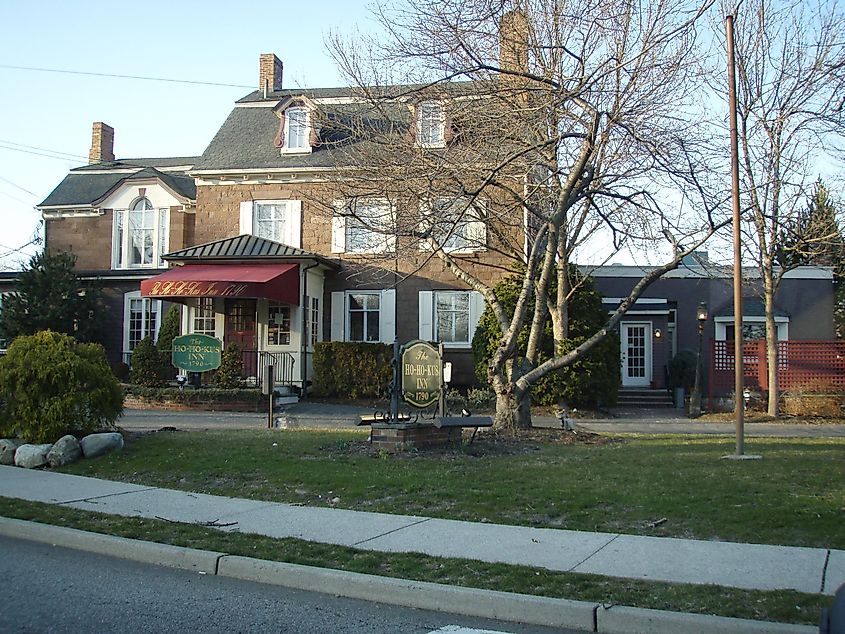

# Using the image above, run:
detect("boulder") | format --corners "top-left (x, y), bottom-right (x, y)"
top-left (80, 432), bottom-right (124, 459)
top-left (14, 443), bottom-right (53, 469)
top-left (0, 439), bottom-right (22, 465)
top-left (47, 435), bottom-right (82, 468)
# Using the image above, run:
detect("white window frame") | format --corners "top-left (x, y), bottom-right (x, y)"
top-left (239, 200), bottom-right (302, 248)
top-left (330, 289), bottom-right (396, 343)
top-left (306, 295), bottom-right (320, 347)
top-left (418, 290), bottom-right (485, 349)
top-left (417, 101), bottom-right (446, 148)
top-left (267, 301), bottom-right (293, 346)
top-left (190, 298), bottom-right (216, 337)
top-left (112, 198), bottom-right (169, 269)
top-left (123, 291), bottom-right (162, 357)
top-left (420, 197), bottom-right (487, 253)
top-left (714, 316), bottom-right (789, 341)
top-left (281, 106), bottom-right (312, 154)
top-left (331, 199), bottom-right (396, 254)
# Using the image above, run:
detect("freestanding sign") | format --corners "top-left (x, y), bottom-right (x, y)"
top-left (400, 340), bottom-right (442, 408)
top-left (171, 334), bottom-right (222, 372)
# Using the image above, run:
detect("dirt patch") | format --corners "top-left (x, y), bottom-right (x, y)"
top-left (320, 427), bottom-right (623, 458)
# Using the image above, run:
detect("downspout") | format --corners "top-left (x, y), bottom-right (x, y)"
top-left (300, 260), bottom-right (319, 397)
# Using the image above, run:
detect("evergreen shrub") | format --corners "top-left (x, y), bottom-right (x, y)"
top-left (668, 349), bottom-right (699, 391)
top-left (0, 330), bottom-right (123, 442)
top-left (311, 342), bottom-right (392, 399)
top-left (214, 343), bottom-right (244, 389)
top-left (130, 337), bottom-right (168, 387)
top-left (155, 305), bottom-right (181, 381)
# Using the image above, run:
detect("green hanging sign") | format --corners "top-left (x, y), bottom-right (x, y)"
top-left (400, 340), bottom-right (442, 408)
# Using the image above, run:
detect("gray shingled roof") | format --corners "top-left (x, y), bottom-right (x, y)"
top-left (39, 165), bottom-right (196, 208)
top-left (164, 234), bottom-right (340, 268)
top-left (714, 298), bottom-right (788, 317)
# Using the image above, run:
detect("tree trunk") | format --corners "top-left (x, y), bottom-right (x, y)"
top-left (764, 285), bottom-right (779, 416)
top-left (493, 388), bottom-right (532, 433)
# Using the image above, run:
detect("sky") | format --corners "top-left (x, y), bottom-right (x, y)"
top-left (0, 0), bottom-right (377, 270)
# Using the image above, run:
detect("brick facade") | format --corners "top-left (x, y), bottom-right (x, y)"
top-left (45, 211), bottom-right (114, 270)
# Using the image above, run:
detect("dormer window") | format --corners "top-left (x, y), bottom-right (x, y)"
top-left (417, 101), bottom-right (446, 148)
top-left (284, 107), bottom-right (309, 152)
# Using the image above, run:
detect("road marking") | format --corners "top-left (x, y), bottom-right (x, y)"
top-left (428, 625), bottom-right (508, 634)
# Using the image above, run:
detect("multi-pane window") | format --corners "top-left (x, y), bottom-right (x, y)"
top-left (284, 107), bottom-right (309, 151)
top-left (434, 291), bottom-right (470, 343)
top-left (424, 198), bottom-right (485, 252)
top-left (348, 293), bottom-right (380, 342)
top-left (127, 297), bottom-right (159, 351)
top-left (192, 298), bottom-right (215, 336)
top-left (113, 197), bottom-right (168, 269)
top-left (308, 296), bottom-right (319, 346)
top-left (417, 101), bottom-right (445, 147)
top-left (268, 301), bottom-right (291, 345)
top-left (256, 202), bottom-right (290, 243)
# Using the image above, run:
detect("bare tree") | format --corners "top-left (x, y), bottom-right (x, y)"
top-left (714, 0), bottom-right (845, 415)
top-left (323, 0), bottom-right (723, 430)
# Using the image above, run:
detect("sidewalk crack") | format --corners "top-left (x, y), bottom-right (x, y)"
top-left (352, 518), bottom-right (432, 546)
top-left (821, 549), bottom-right (831, 594)
top-left (567, 534), bottom-right (621, 572)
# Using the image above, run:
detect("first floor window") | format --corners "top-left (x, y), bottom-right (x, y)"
top-left (124, 292), bottom-right (161, 357)
top-left (268, 302), bottom-right (291, 346)
top-left (307, 296), bottom-right (319, 346)
top-left (435, 291), bottom-right (470, 343)
top-left (348, 293), bottom-right (380, 342)
top-left (192, 298), bottom-right (215, 336)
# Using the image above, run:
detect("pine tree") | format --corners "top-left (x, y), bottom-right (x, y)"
top-left (0, 251), bottom-right (103, 344)
top-left (214, 343), bottom-right (244, 389)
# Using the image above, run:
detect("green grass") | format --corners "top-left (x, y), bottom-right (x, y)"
top-left (58, 429), bottom-right (845, 549)
top-left (0, 496), bottom-right (827, 626)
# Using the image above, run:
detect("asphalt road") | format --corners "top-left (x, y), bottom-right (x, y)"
top-left (0, 536), bottom-right (574, 634)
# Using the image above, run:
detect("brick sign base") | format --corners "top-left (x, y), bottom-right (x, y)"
top-left (370, 423), bottom-right (461, 452)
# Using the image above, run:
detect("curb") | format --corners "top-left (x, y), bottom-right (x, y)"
top-left (0, 517), bottom-right (817, 634)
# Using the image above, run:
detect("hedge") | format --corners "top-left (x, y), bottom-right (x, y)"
top-left (311, 342), bottom-right (392, 399)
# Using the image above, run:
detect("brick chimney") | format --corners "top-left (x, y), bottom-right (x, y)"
top-left (89, 122), bottom-right (115, 164)
top-left (499, 10), bottom-right (529, 76)
top-left (259, 53), bottom-right (283, 94)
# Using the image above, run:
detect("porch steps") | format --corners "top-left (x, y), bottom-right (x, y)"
top-left (616, 388), bottom-right (674, 408)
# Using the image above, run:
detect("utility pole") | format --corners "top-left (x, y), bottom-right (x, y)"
top-left (726, 12), bottom-right (745, 456)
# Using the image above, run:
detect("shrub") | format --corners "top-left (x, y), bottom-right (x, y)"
top-left (0, 330), bottom-right (123, 442)
top-left (668, 349), bottom-right (699, 391)
top-left (214, 343), bottom-right (244, 389)
top-left (155, 305), bottom-right (181, 381)
top-left (311, 342), bottom-right (393, 399)
top-left (130, 337), bottom-right (168, 387)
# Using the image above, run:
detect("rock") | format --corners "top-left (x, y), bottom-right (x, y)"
top-left (0, 439), bottom-right (22, 465)
top-left (14, 444), bottom-right (53, 469)
top-left (47, 435), bottom-right (82, 468)
top-left (80, 432), bottom-right (124, 459)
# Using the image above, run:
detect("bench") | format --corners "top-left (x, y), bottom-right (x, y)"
top-left (434, 415), bottom-right (493, 442)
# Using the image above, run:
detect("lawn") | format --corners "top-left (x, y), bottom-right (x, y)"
top-left (59, 429), bottom-right (845, 549)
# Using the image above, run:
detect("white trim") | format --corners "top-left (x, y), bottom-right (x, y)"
top-left (330, 291), bottom-right (345, 341)
top-left (122, 290), bottom-right (162, 357)
top-left (422, 290), bottom-right (484, 349)
top-left (279, 106), bottom-right (313, 154)
top-left (585, 264), bottom-right (833, 280)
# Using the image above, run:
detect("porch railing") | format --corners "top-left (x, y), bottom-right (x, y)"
top-left (122, 349), bottom-right (296, 387)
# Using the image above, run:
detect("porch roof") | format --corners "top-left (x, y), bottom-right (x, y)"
top-left (140, 263), bottom-right (299, 304)
top-left (163, 234), bottom-right (339, 269)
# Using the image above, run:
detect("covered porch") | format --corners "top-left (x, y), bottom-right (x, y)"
top-left (140, 235), bottom-right (338, 391)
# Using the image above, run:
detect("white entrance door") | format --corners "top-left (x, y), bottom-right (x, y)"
top-left (621, 322), bottom-right (651, 387)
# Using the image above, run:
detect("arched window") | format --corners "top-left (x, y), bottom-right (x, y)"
top-left (113, 197), bottom-right (169, 268)
top-left (284, 107), bottom-right (309, 151)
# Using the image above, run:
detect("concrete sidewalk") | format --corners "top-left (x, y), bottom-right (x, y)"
top-left (0, 465), bottom-right (841, 598)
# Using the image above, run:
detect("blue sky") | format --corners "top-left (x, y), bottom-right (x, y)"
top-left (0, 0), bottom-right (375, 269)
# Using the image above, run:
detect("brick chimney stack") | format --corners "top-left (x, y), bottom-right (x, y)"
top-left (259, 53), bottom-right (283, 94)
top-left (499, 10), bottom-right (529, 76)
top-left (89, 122), bottom-right (115, 164)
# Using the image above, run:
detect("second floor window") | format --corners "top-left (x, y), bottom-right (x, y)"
top-left (331, 199), bottom-right (395, 254)
top-left (239, 200), bottom-right (301, 248)
top-left (113, 197), bottom-right (168, 269)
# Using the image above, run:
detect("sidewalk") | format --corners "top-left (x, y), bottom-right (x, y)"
top-left (0, 465), bottom-right (841, 598)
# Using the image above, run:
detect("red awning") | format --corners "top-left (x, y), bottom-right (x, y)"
top-left (140, 263), bottom-right (299, 304)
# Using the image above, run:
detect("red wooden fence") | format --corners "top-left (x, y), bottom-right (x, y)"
top-left (709, 340), bottom-right (845, 400)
